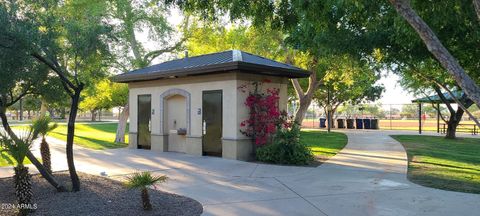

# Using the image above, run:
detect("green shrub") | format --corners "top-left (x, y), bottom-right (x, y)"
top-left (256, 123), bottom-right (314, 165)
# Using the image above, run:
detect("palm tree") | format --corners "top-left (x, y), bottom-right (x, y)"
top-left (125, 171), bottom-right (167, 211)
top-left (31, 116), bottom-right (58, 174)
top-left (0, 129), bottom-right (37, 216)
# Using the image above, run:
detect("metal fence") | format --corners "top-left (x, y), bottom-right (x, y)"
top-left (294, 102), bottom-right (479, 133)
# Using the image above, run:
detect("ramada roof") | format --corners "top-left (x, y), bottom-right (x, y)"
top-left (411, 90), bottom-right (465, 104)
top-left (112, 50), bottom-right (310, 83)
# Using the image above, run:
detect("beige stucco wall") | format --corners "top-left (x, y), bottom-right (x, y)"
top-left (128, 71), bottom-right (289, 160)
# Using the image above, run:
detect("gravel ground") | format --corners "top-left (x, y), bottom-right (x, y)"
top-left (0, 172), bottom-right (203, 216)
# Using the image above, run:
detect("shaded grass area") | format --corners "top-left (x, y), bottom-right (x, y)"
top-left (49, 123), bottom-right (128, 150)
top-left (0, 149), bottom-right (33, 167)
top-left (301, 129), bottom-right (348, 163)
top-left (391, 135), bottom-right (480, 194)
top-left (10, 122), bottom-right (128, 150)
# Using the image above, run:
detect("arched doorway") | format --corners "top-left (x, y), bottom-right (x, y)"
top-left (165, 95), bottom-right (187, 152)
top-left (160, 88), bottom-right (191, 153)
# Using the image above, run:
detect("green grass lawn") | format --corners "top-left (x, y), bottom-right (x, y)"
top-left (11, 122), bottom-right (128, 150)
top-left (49, 123), bottom-right (128, 150)
top-left (0, 148), bottom-right (33, 167)
top-left (391, 135), bottom-right (480, 194)
top-left (301, 129), bottom-right (348, 162)
top-left (2, 123), bottom-right (126, 166)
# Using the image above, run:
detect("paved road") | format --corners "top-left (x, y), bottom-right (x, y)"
top-left (1, 130), bottom-right (479, 215)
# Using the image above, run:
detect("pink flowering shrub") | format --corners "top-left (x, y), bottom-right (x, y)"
top-left (239, 80), bottom-right (289, 146)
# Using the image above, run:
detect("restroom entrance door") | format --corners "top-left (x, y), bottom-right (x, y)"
top-left (137, 95), bottom-right (151, 149)
top-left (202, 90), bottom-right (222, 156)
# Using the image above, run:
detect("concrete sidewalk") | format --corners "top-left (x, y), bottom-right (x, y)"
top-left (1, 131), bottom-right (479, 215)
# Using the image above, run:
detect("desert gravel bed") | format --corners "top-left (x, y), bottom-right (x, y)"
top-left (0, 172), bottom-right (203, 216)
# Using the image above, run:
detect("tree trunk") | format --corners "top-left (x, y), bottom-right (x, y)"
top-left (294, 93), bottom-right (315, 125)
top-left (141, 188), bottom-right (152, 211)
top-left (67, 89), bottom-right (82, 192)
top-left (115, 103), bottom-right (129, 143)
top-left (39, 99), bottom-right (48, 118)
top-left (445, 105), bottom-right (465, 139)
top-left (291, 75), bottom-right (322, 125)
top-left (474, 0), bottom-right (480, 21)
top-left (0, 107), bottom-right (67, 192)
top-left (40, 137), bottom-right (52, 174)
top-left (14, 165), bottom-right (32, 216)
top-left (91, 110), bottom-right (97, 122)
top-left (389, 0), bottom-right (480, 108)
top-left (445, 122), bottom-right (458, 139)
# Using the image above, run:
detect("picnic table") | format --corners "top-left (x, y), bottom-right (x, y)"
top-left (440, 123), bottom-right (478, 135)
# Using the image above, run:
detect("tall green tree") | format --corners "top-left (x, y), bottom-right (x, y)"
top-left (170, 1), bottom-right (389, 124)
top-left (169, 0), bottom-right (480, 108)
top-left (382, 0), bottom-right (480, 137)
top-left (80, 80), bottom-right (114, 121)
top-left (184, 20), bottom-right (330, 124)
top-left (0, 3), bottom-right (67, 191)
top-left (313, 55), bottom-right (384, 121)
top-left (0, 0), bottom-right (112, 191)
top-left (397, 61), bottom-right (475, 139)
top-left (107, 0), bottom-right (184, 142)
top-left (389, 0), bottom-right (480, 108)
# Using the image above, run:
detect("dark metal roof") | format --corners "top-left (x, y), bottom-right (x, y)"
top-left (412, 90), bottom-right (464, 103)
top-left (112, 50), bottom-right (310, 83)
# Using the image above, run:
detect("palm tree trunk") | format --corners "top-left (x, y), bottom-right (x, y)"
top-left (0, 107), bottom-right (67, 192)
top-left (39, 99), bottom-right (48, 118)
top-left (141, 188), bottom-right (152, 211)
top-left (40, 137), bottom-right (52, 174)
top-left (14, 165), bottom-right (33, 216)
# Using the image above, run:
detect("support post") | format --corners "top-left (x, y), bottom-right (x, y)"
top-left (418, 103), bottom-right (422, 134)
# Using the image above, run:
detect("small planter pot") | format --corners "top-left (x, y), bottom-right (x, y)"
top-left (177, 128), bottom-right (187, 135)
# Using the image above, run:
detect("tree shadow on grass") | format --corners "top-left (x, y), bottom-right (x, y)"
top-left (50, 132), bottom-right (127, 150)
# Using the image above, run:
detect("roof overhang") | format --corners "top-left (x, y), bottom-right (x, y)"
top-left (112, 61), bottom-right (310, 83)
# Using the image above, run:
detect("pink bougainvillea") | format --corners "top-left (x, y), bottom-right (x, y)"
top-left (239, 81), bottom-right (287, 146)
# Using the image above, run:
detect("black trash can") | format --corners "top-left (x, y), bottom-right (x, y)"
top-left (346, 119), bottom-right (355, 129)
top-left (363, 118), bottom-right (371, 129)
top-left (319, 118), bottom-right (326, 128)
top-left (355, 119), bottom-right (364, 129)
top-left (371, 119), bottom-right (379, 129)
top-left (337, 119), bottom-right (345, 129)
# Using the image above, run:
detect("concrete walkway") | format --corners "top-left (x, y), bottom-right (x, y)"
top-left (1, 131), bottom-right (479, 215)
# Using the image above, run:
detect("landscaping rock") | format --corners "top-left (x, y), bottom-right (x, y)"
top-left (0, 172), bottom-right (203, 216)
